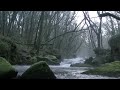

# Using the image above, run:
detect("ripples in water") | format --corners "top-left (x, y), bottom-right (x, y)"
top-left (13, 65), bottom-right (120, 79)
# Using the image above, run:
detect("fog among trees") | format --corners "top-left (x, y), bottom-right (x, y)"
top-left (1, 11), bottom-right (120, 79)
top-left (0, 11), bottom-right (119, 58)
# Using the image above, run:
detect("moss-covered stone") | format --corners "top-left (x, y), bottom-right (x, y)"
top-left (92, 56), bottom-right (107, 66)
top-left (36, 56), bottom-right (60, 65)
top-left (108, 34), bottom-right (120, 48)
top-left (0, 35), bottom-right (18, 64)
top-left (45, 49), bottom-right (62, 60)
top-left (94, 48), bottom-right (110, 56)
top-left (26, 56), bottom-right (37, 65)
top-left (84, 57), bottom-right (93, 65)
top-left (0, 57), bottom-right (17, 79)
top-left (108, 34), bottom-right (120, 61)
top-left (85, 54), bottom-right (113, 66)
top-left (82, 61), bottom-right (120, 77)
top-left (21, 61), bottom-right (56, 79)
top-left (44, 55), bottom-right (58, 61)
top-left (0, 41), bottom-right (10, 58)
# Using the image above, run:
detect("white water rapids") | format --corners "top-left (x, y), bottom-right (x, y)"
top-left (13, 57), bottom-right (119, 79)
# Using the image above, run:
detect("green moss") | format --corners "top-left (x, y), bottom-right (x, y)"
top-left (84, 57), bottom-right (93, 65)
top-left (108, 34), bottom-right (120, 48)
top-left (93, 48), bottom-right (110, 56)
top-left (36, 56), bottom-right (60, 65)
top-left (0, 35), bottom-right (18, 64)
top-left (82, 61), bottom-right (120, 77)
top-left (21, 61), bottom-right (56, 79)
top-left (0, 35), bottom-right (14, 45)
top-left (0, 41), bottom-right (10, 51)
top-left (45, 49), bottom-right (61, 59)
top-left (44, 55), bottom-right (58, 61)
top-left (26, 56), bottom-right (37, 64)
top-left (0, 41), bottom-right (10, 58)
top-left (0, 57), bottom-right (17, 78)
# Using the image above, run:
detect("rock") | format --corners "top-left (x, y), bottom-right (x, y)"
top-left (0, 35), bottom-right (17, 64)
top-left (21, 61), bottom-right (56, 79)
top-left (91, 55), bottom-right (112, 66)
top-left (85, 55), bottom-right (113, 66)
top-left (0, 57), bottom-right (17, 79)
top-left (36, 56), bottom-right (60, 65)
top-left (108, 34), bottom-right (120, 48)
top-left (82, 61), bottom-right (120, 77)
top-left (24, 56), bottom-right (37, 65)
top-left (45, 48), bottom-right (62, 60)
top-left (84, 57), bottom-right (93, 65)
top-left (108, 34), bottom-right (120, 61)
top-left (93, 48), bottom-right (108, 56)
top-left (72, 54), bottom-right (77, 58)
top-left (44, 55), bottom-right (58, 62)
top-left (55, 55), bottom-right (62, 60)
top-left (70, 63), bottom-right (92, 67)
top-left (0, 41), bottom-right (10, 59)
top-left (92, 56), bottom-right (105, 66)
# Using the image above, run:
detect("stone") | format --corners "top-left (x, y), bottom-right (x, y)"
top-left (21, 61), bottom-right (56, 79)
top-left (0, 57), bottom-right (17, 79)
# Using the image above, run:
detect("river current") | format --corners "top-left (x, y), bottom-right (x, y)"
top-left (13, 57), bottom-right (119, 79)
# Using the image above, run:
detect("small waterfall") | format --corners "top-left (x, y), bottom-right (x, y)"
top-left (59, 57), bottom-right (85, 67)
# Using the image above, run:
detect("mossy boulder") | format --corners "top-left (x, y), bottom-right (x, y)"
top-left (30, 56), bottom-right (37, 63)
top-left (0, 35), bottom-right (17, 64)
top-left (0, 41), bottom-right (10, 58)
top-left (45, 49), bottom-right (62, 60)
top-left (94, 48), bottom-right (110, 56)
top-left (0, 57), bottom-right (17, 79)
top-left (15, 48), bottom-right (37, 65)
top-left (84, 57), bottom-right (93, 65)
top-left (44, 55), bottom-right (58, 62)
top-left (108, 34), bottom-right (120, 61)
top-left (85, 55), bottom-right (113, 66)
top-left (108, 34), bottom-right (120, 48)
top-left (36, 56), bottom-right (60, 65)
top-left (70, 63), bottom-right (92, 67)
top-left (91, 56), bottom-right (107, 66)
top-left (21, 61), bottom-right (56, 79)
top-left (82, 61), bottom-right (120, 77)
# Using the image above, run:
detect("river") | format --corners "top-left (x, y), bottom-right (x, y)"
top-left (13, 57), bottom-right (119, 79)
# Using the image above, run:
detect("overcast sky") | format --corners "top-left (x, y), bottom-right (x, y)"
top-left (76, 11), bottom-right (106, 24)
top-left (75, 11), bottom-right (107, 35)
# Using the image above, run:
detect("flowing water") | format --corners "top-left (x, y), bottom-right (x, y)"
top-left (13, 57), bottom-right (120, 79)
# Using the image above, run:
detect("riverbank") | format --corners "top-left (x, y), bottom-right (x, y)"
top-left (82, 61), bottom-right (120, 77)
top-left (13, 65), bottom-right (119, 79)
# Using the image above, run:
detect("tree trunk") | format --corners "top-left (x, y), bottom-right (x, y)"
top-left (2, 11), bottom-right (6, 36)
top-left (7, 11), bottom-right (18, 36)
top-left (36, 11), bottom-right (45, 54)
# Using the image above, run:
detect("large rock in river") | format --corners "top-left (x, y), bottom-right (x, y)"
top-left (0, 57), bottom-right (17, 79)
top-left (108, 34), bottom-right (120, 61)
top-left (20, 61), bottom-right (56, 79)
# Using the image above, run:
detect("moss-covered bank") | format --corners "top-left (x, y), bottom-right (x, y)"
top-left (0, 57), bottom-right (17, 79)
top-left (82, 61), bottom-right (120, 77)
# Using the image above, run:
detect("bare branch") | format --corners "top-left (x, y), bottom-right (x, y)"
top-left (99, 12), bottom-right (120, 20)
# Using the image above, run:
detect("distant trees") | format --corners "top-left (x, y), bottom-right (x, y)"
top-left (83, 11), bottom-right (103, 49)
top-left (0, 11), bottom-right (119, 58)
top-left (0, 11), bottom-right (87, 58)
